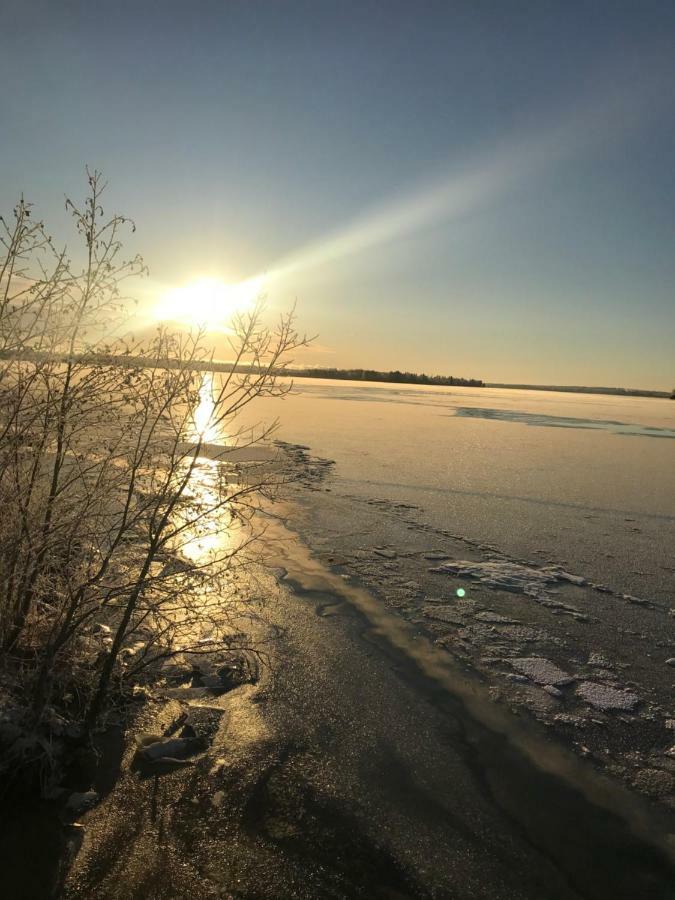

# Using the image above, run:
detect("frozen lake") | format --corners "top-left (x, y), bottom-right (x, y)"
top-left (244, 380), bottom-right (675, 604)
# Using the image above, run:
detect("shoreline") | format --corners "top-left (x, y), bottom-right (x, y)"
top-left (34, 515), bottom-right (675, 898)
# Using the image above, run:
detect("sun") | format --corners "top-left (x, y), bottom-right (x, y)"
top-left (154, 276), bottom-right (263, 330)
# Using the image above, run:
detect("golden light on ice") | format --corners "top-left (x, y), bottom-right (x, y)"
top-left (191, 374), bottom-right (220, 444)
top-left (155, 276), bottom-right (263, 330)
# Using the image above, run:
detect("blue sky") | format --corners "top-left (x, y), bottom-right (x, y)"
top-left (1, 1), bottom-right (674, 388)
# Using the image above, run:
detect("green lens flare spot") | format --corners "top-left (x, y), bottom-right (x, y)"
top-left (456, 588), bottom-right (466, 598)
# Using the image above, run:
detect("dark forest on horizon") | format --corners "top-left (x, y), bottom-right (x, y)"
top-left (286, 367), bottom-right (484, 387)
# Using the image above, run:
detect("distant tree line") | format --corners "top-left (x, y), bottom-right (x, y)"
top-left (486, 382), bottom-right (671, 399)
top-left (286, 367), bottom-right (484, 387)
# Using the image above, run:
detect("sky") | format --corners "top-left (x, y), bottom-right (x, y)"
top-left (1, 1), bottom-right (674, 389)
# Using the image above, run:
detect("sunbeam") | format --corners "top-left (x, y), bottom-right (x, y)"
top-left (263, 77), bottom-right (659, 286)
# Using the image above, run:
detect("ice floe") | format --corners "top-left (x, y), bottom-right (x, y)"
top-left (509, 657), bottom-right (574, 686)
top-left (430, 559), bottom-right (586, 597)
top-left (576, 682), bottom-right (639, 711)
top-left (474, 611), bottom-right (520, 624)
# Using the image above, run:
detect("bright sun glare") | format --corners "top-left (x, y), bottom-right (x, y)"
top-left (154, 276), bottom-right (263, 330)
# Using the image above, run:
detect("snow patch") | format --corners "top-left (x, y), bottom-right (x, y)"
top-left (430, 559), bottom-right (587, 597)
top-left (576, 682), bottom-right (639, 712)
top-left (474, 611), bottom-right (520, 624)
top-left (509, 657), bottom-right (573, 686)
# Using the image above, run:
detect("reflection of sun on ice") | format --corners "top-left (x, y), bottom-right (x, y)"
top-left (182, 374), bottom-right (233, 562)
top-left (181, 456), bottom-right (232, 563)
top-left (191, 374), bottom-right (221, 444)
top-left (155, 276), bottom-right (263, 331)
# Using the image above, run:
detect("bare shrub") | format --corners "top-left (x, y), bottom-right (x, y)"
top-left (0, 171), bottom-right (307, 756)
